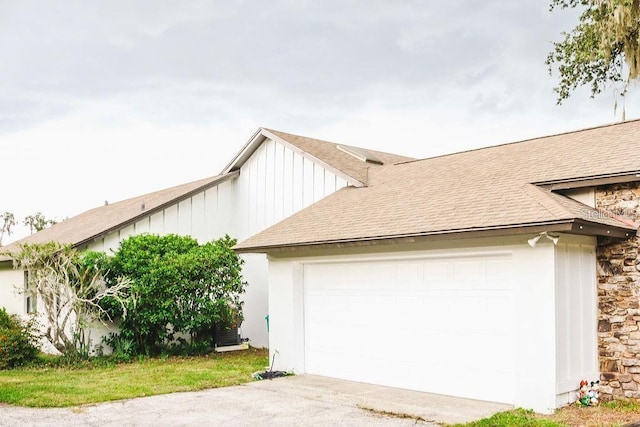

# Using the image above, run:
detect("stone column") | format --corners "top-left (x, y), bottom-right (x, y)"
top-left (596, 182), bottom-right (640, 399)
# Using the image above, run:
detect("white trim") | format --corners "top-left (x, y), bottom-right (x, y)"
top-left (223, 128), bottom-right (364, 187)
top-left (262, 129), bottom-right (364, 187)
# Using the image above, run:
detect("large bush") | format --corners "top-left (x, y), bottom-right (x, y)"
top-left (0, 308), bottom-right (40, 369)
top-left (101, 234), bottom-right (246, 356)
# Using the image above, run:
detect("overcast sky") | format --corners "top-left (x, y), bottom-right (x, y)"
top-left (1, 1), bottom-right (637, 244)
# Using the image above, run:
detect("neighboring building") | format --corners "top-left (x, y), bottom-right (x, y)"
top-left (0, 127), bottom-right (412, 349)
top-left (234, 119), bottom-right (640, 413)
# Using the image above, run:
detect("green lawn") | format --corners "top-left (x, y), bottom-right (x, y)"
top-left (446, 409), bottom-right (562, 427)
top-left (0, 348), bottom-right (268, 407)
top-left (447, 400), bottom-right (640, 427)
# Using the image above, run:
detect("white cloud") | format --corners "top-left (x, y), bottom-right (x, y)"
top-left (0, 1), bottom-right (637, 244)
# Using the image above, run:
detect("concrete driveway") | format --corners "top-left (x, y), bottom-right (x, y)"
top-left (0, 375), bottom-right (511, 426)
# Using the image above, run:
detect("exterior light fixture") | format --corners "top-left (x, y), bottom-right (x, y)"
top-left (528, 232), bottom-right (560, 247)
top-left (528, 234), bottom-right (542, 247)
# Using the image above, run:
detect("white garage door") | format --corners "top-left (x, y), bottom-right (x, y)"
top-left (303, 254), bottom-right (515, 404)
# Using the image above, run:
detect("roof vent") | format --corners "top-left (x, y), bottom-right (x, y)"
top-left (336, 144), bottom-right (383, 165)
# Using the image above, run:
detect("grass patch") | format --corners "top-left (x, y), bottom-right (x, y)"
top-left (544, 399), bottom-right (640, 427)
top-left (447, 399), bottom-right (640, 427)
top-left (0, 348), bottom-right (268, 407)
top-left (601, 398), bottom-right (640, 412)
top-left (447, 408), bottom-right (561, 427)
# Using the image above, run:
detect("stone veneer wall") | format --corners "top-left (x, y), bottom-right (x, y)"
top-left (596, 181), bottom-right (640, 399)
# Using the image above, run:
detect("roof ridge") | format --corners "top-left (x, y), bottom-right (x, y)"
top-left (0, 173), bottom-right (233, 256)
top-left (522, 184), bottom-right (637, 230)
top-left (521, 184), bottom-right (573, 219)
top-left (395, 117), bottom-right (640, 166)
top-left (263, 128), bottom-right (414, 160)
top-left (97, 173), bottom-right (224, 210)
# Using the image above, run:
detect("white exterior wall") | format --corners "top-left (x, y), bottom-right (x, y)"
top-left (266, 234), bottom-right (596, 414)
top-left (82, 179), bottom-right (238, 353)
top-left (1, 137), bottom-right (348, 350)
top-left (235, 138), bottom-right (348, 347)
top-left (80, 137), bottom-right (346, 349)
top-left (235, 138), bottom-right (347, 241)
top-left (562, 187), bottom-right (596, 208)
top-left (86, 179), bottom-right (237, 254)
top-left (0, 264), bottom-right (25, 315)
top-left (555, 237), bottom-right (598, 406)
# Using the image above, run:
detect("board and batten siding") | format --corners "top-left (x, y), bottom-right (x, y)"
top-left (86, 179), bottom-right (237, 254)
top-left (555, 239), bottom-right (598, 407)
top-left (234, 137), bottom-right (348, 241)
top-left (234, 137), bottom-right (349, 347)
top-left (82, 137), bottom-right (349, 348)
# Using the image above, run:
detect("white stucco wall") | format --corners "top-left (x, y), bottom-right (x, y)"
top-left (265, 234), bottom-right (598, 414)
top-left (0, 263), bottom-right (25, 315)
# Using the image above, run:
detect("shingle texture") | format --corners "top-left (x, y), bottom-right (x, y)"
top-left (0, 174), bottom-right (228, 260)
top-left (264, 129), bottom-right (414, 184)
top-left (0, 128), bottom-right (412, 260)
top-left (236, 119), bottom-right (640, 251)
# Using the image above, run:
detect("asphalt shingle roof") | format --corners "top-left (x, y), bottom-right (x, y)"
top-left (264, 128), bottom-right (415, 185)
top-left (0, 174), bottom-right (230, 261)
top-left (235, 119), bottom-right (640, 252)
top-left (1, 128), bottom-right (412, 260)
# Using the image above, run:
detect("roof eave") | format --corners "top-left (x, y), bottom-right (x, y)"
top-left (536, 171), bottom-right (640, 190)
top-left (234, 219), bottom-right (636, 254)
top-left (221, 128), bottom-right (264, 174)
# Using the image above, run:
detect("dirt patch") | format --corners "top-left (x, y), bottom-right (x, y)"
top-left (358, 405), bottom-right (431, 424)
top-left (540, 400), bottom-right (640, 427)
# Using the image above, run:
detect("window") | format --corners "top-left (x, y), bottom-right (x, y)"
top-left (24, 270), bottom-right (36, 314)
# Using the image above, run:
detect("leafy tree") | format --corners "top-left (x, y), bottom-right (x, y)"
top-left (23, 212), bottom-right (57, 234)
top-left (0, 212), bottom-right (16, 246)
top-left (5, 242), bottom-right (131, 355)
top-left (546, 0), bottom-right (640, 104)
top-left (101, 234), bottom-right (246, 356)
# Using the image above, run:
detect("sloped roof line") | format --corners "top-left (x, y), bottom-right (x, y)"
top-left (232, 119), bottom-right (640, 252)
top-left (520, 184), bottom-right (569, 219)
top-left (0, 172), bottom-right (237, 261)
top-left (73, 171), bottom-right (239, 248)
top-left (221, 127), bottom-right (363, 187)
top-left (402, 118), bottom-right (640, 167)
top-left (521, 183), bottom-right (638, 230)
top-left (222, 127), bottom-right (415, 187)
top-left (220, 127), bottom-right (262, 174)
top-left (262, 129), bottom-right (365, 187)
top-left (234, 218), bottom-right (633, 253)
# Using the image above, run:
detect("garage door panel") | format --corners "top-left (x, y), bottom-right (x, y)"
top-left (422, 262), bottom-right (451, 286)
top-left (453, 260), bottom-right (485, 287)
top-left (396, 262), bottom-right (422, 286)
top-left (303, 255), bottom-right (515, 404)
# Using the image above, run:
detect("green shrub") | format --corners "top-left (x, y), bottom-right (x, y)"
top-left (101, 234), bottom-right (247, 356)
top-left (0, 307), bottom-right (40, 369)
